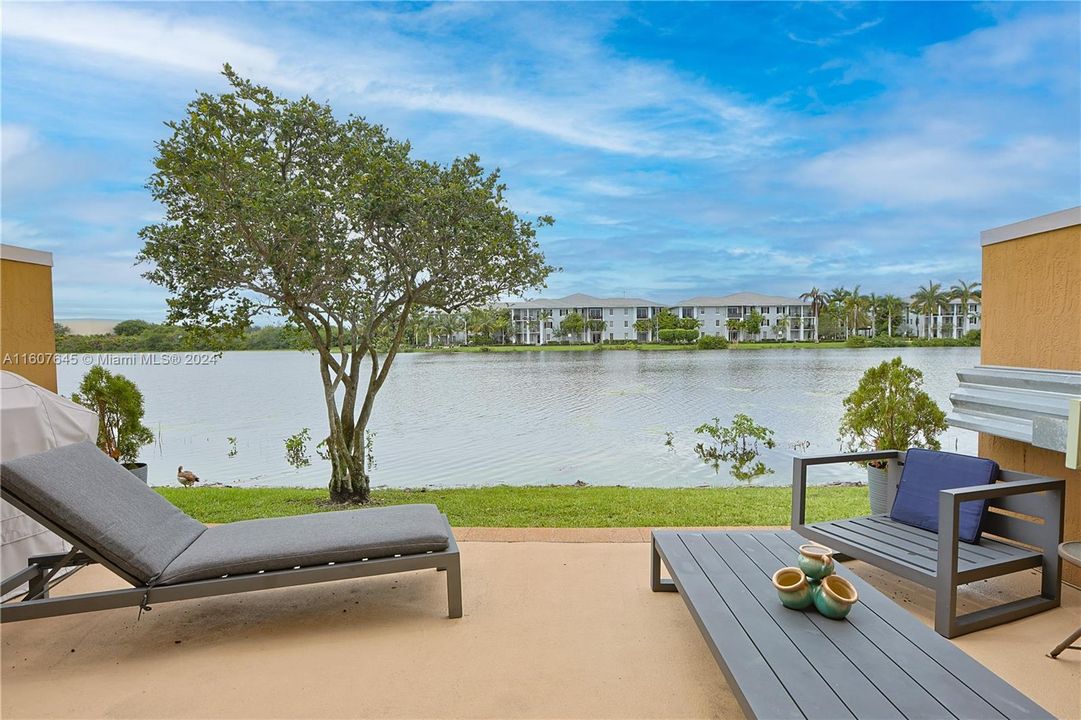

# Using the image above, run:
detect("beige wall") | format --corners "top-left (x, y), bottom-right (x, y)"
top-left (979, 220), bottom-right (1080, 585)
top-left (0, 255), bottom-right (58, 392)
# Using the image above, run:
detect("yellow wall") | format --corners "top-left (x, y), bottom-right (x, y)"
top-left (979, 221), bottom-right (1080, 585)
top-left (0, 257), bottom-right (58, 392)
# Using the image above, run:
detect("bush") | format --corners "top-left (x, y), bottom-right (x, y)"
top-left (962, 329), bottom-right (981, 346)
top-left (697, 335), bottom-right (728, 350)
top-left (868, 334), bottom-right (907, 348)
top-left (658, 328), bottom-right (699, 343)
top-left (845, 335), bottom-right (868, 348)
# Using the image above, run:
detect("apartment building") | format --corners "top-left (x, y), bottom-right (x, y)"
top-left (904, 300), bottom-right (982, 339)
top-left (505, 293), bottom-right (667, 344)
top-left (673, 292), bottom-right (817, 341)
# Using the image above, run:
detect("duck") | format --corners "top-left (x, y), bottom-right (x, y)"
top-left (177, 466), bottom-right (200, 487)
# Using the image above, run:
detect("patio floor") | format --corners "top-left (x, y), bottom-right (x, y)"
top-left (2, 533), bottom-right (1079, 719)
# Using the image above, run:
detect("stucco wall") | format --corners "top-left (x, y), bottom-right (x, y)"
top-left (979, 221), bottom-right (1080, 585)
top-left (0, 257), bottom-right (58, 392)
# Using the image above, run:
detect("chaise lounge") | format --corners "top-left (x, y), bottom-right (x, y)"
top-left (0, 441), bottom-right (462, 623)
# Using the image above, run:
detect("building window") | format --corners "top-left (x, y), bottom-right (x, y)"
top-left (609, 308), bottom-right (613, 316)
top-left (715, 319), bottom-right (720, 327)
top-left (624, 320), bottom-right (628, 327)
top-left (624, 308), bottom-right (628, 315)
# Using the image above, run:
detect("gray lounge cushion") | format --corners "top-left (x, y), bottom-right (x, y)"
top-left (159, 504), bottom-right (449, 585)
top-left (0, 441), bottom-right (206, 584)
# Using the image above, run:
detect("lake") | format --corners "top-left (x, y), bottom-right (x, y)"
top-left (56, 347), bottom-right (980, 489)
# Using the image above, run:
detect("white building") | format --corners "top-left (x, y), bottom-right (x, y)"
top-left (506, 294), bottom-right (667, 344)
top-left (904, 299), bottom-right (982, 339)
top-left (673, 292), bottom-right (817, 342)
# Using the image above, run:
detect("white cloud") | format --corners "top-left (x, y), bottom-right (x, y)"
top-left (1, 124), bottom-right (39, 163)
top-left (1, 3), bottom-right (295, 87)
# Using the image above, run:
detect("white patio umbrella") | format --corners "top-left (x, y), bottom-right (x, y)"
top-left (1, 371), bottom-right (98, 597)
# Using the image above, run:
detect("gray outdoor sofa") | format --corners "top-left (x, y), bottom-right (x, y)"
top-left (0, 441), bottom-right (462, 623)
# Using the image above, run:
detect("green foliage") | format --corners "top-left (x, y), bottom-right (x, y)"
top-left (741, 311), bottom-right (765, 337)
top-left (137, 66), bottom-right (552, 503)
top-left (54, 321), bottom-right (313, 352)
top-left (113, 319), bottom-right (152, 336)
top-left (962, 329), bottom-right (981, 345)
top-left (697, 334), bottom-right (728, 349)
top-left (561, 311), bottom-right (585, 339)
top-left (844, 335), bottom-right (868, 348)
top-left (633, 318), bottom-right (654, 335)
top-left (838, 357), bottom-right (948, 454)
top-left (867, 334), bottom-right (908, 348)
top-left (693, 413), bottom-right (777, 482)
top-left (54, 322), bottom-right (71, 337)
top-left (227, 437), bottom-right (238, 458)
top-left (71, 366), bottom-right (155, 463)
top-left (284, 428), bottom-right (312, 469)
top-left (658, 328), bottom-right (698, 343)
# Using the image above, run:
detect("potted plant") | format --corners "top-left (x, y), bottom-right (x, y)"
top-left (72, 365), bottom-right (155, 482)
top-left (838, 357), bottom-right (947, 513)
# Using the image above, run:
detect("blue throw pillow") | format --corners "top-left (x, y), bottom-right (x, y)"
top-left (889, 448), bottom-right (998, 544)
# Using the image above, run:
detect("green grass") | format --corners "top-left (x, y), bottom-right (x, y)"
top-left (156, 485), bottom-right (869, 527)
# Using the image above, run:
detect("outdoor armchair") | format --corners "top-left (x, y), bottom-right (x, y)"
top-left (792, 449), bottom-right (1063, 637)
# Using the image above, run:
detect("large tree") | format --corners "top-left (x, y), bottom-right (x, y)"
top-left (138, 67), bottom-right (553, 502)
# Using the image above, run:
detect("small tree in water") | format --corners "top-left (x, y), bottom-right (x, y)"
top-left (694, 414), bottom-right (777, 482)
top-left (138, 66), bottom-right (553, 503)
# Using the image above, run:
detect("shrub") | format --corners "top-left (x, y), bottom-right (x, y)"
top-left (658, 328), bottom-right (699, 343)
top-left (868, 334), bottom-right (907, 348)
top-left (844, 335), bottom-right (868, 348)
top-left (962, 329), bottom-right (981, 346)
top-left (697, 335), bottom-right (728, 350)
top-left (71, 366), bottom-right (155, 463)
top-left (838, 357), bottom-right (947, 454)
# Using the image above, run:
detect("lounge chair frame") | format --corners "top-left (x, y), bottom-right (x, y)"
top-left (0, 486), bottom-right (462, 623)
top-left (791, 450), bottom-right (1064, 638)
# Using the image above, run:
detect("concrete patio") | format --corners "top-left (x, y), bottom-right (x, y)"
top-left (3, 532), bottom-right (1079, 719)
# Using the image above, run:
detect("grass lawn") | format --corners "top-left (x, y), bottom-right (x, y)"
top-left (157, 484), bottom-right (869, 526)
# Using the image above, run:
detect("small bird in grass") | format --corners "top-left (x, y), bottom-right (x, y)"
top-left (177, 466), bottom-right (200, 487)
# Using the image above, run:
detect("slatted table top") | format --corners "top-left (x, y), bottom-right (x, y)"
top-left (652, 530), bottom-right (1052, 720)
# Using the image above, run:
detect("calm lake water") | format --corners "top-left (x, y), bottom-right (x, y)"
top-left (57, 347), bottom-right (980, 489)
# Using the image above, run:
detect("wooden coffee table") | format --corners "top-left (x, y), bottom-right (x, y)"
top-left (651, 529), bottom-right (1052, 719)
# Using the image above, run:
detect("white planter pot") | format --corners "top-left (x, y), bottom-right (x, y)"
top-left (867, 465), bottom-right (889, 515)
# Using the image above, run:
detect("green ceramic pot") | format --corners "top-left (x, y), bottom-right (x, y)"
top-left (812, 574), bottom-right (859, 620)
top-left (772, 567), bottom-right (813, 610)
top-left (797, 544), bottom-right (835, 580)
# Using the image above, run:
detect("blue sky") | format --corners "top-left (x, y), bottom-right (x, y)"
top-left (2, 2), bottom-right (1078, 319)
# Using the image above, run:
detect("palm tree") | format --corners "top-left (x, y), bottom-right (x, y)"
top-left (950, 280), bottom-right (981, 336)
top-left (726, 317), bottom-right (742, 342)
top-left (491, 308), bottom-right (512, 344)
top-left (828, 287), bottom-right (851, 338)
top-left (881, 294), bottom-right (904, 337)
top-left (537, 309), bottom-right (552, 345)
top-left (799, 287), bottom-right (826, 342)
top-left (866, 292), bottom-right (878, 336)
top-left (846, 285), bottom-right (865, 338)
top-left (911, 281), bottom-right (948, 339)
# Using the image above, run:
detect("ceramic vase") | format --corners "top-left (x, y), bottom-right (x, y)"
top-left (772, 567), bottom-right (814, 610)
top-left (812, 574), bottom-right (859, 620)
top-left (797, 544), bottom-right (835, 580)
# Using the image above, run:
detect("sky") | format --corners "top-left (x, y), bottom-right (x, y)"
top-left (2, 2), bottom-right (1079, 319)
